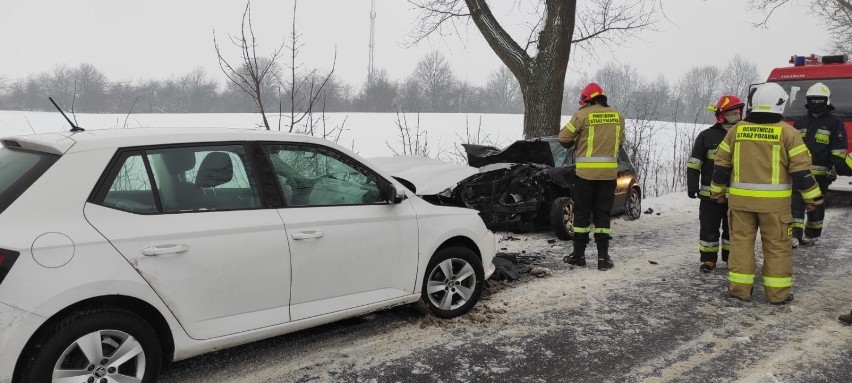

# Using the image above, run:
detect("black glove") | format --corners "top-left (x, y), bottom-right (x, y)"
top-left (687, 190), bottom-right (698, 199)
top-left (828, 169), bottom-right (838, 182)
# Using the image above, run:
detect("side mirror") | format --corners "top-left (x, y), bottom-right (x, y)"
top-left (383, 183), bottom-right (406, 204)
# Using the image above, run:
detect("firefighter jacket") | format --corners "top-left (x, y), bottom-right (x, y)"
top-left (559, 104), bottom-right (625, 181)
top-left (793, 112), bottom-right (848, 176)
top-left (710, 120), bottom-right (823, 212)
top-left (687, 123), bottom-right (729, 199)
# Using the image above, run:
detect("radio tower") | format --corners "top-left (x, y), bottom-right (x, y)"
top-left (368, 0), bottom-right (377, 84)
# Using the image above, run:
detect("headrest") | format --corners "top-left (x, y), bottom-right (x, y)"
top-left (161, 150), bottom-right (196, 173)
top-left (195, 152), bottom-right (234, 188)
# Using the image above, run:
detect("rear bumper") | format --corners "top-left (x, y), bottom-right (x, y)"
top-left (0, 302), bottom-right (45, 383)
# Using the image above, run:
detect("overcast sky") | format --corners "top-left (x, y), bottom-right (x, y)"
top-left (0, 0), bottom-right (833, 88)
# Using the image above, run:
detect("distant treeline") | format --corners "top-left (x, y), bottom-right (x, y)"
top-left (0, 52), bottom-right (759, 126)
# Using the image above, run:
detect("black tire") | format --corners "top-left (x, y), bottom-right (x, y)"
top-left (550, 197), bottom-right (574, 240)
top-left (17, 308), bottom-right (162, 383)
top-left (623, 187), bottom-right (642, 221)
top-left (421, 246), bottom-right (484, 319)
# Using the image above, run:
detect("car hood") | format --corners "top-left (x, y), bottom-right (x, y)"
top-left (368, 156), bottom-right (478, 195)
top-left (463, 141), bottom-right (554, 168)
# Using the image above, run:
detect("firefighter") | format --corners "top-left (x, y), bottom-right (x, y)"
top-left (559, 83), bottom-right (625, 270)
top-left (687, 95), bottom-right (744, 272)
top-left (790, 83), bottom-right (848, 247)
top-left (710, 82), bottom-right (823, 304)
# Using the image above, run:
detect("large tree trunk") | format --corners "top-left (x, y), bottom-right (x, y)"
top-left (520, 52), bottom-right (571, 138)
top-left (521, 74), bottom-right (567, 137)
top-left (464, 0), bottom-right (575, 138)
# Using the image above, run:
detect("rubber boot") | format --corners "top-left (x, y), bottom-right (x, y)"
top-left (564, 242), bottom-right (586, 267)
top-left (596, 240), bottom-right (614, 271)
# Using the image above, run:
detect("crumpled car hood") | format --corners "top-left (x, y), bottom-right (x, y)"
top-left (463, 141), bottom-right (554, 168)
top-left (368, 155), bottom-right (477, 195)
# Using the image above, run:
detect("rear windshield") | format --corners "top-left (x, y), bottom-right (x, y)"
top-left (0, 147), bottom-right (59, 214)
top-left (769, 78), bottom-right (852, 120)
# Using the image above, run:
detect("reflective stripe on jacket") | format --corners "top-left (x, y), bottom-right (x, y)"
top-left (559, 104), bottom-right (625, 180)
top-left (687, 123), bottom-right (729, 200)
top-left (711, 121), bottom-right (820, 212)
top-left (793, 112), bottom-right (848, 173)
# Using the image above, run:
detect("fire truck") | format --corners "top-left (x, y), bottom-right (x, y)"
top-left (761, 54), bottom-right (852, 192)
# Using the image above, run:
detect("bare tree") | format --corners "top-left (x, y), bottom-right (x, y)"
top-left (279, 0), bottom-right (338, 135)
top-left (214, 1), bottom-right (285, 130)
top-left (357, 69), bottom-right (398, 112)
top-left (485, 66), bottom-right (522, 113)
top-left (720, 54), bottom-right (760, 101)
top-left (409, 0), bottom-right (659, 138)
top-left (413, 51), bottom-right (456, 112)
top-left (74, 63), bottom-right (107, 112)
top-left (677, 66), bottom-right (721, 126)
top-left (386, 107), bottom-right (430, 157)
top-left (749, 0), bottom-right (852, 54)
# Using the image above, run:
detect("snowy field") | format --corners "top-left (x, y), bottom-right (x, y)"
top-left (0, 111), bottom-right (695, 155)
top-left (0, 110), bottom-right (702, 197)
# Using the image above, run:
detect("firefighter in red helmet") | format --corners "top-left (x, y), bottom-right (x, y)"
top-left (686, 95), bottom-right (744, 272)
top-left (559, 83), bottom-right (625, 270)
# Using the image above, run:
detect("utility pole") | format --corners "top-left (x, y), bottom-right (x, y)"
top-left (368, 0), bottom-right (376, 84)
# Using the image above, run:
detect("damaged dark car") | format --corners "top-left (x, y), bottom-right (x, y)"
top-left (376, 137), bottom-right (642, 240)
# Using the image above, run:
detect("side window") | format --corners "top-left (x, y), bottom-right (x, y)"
top-left (101, 153), bottom-right (157, 213)
top-left (262, 144), bottom-right (382, 207)
top-left (146, 145), bottom-right (261, 212)
top-left (549, 141), bottom-right (569, 166)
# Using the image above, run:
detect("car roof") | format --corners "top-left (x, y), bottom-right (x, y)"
top-left (1, 127), bottom-right (328, 154)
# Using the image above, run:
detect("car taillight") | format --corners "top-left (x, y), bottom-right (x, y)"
top-left (0, 249), bottom-right (20, 285)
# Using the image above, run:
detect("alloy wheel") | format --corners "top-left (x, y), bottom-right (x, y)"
top-left (562, 199), bottom-right (574, 233)
top-left (52, 329), bottom-right (146, 383)
top-left (425, 258), bottom-right (477, 311)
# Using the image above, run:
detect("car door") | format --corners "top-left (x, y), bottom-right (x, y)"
top-left (262, 143), bottom-right (419, 321)
top-left (84, 144), bottom-right (292, 340)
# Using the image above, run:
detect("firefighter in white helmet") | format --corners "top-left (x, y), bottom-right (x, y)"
top-left (710, 82), bottom-right (823, 304)
top-left (789, 82), bottom-right (848, 246)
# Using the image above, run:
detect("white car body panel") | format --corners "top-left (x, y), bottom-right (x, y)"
top-left (829, 175), bottom-right (852, 192)
top-left (280, 202), bottom-right (419, 321)
top-left (0, 128), bottom-right (496, 381)
top-left (84, 204), bottom-right (294, 339)
top-left (368, 155), bottom-right (477, 195)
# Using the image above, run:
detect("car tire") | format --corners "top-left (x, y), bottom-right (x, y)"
top-left (623, 187), bottom-right (642, 221)
top-left (421, 246), bottom-right (484, 319)
top-left (550, 197), bottom-right (574, 240)
top-left (17, 308), bottom-right (162, 383)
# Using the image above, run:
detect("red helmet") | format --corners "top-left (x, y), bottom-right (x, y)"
top-left (579, 83), bottom-right (605, 105)
top-left (708, 95), bottom-right (744, 124)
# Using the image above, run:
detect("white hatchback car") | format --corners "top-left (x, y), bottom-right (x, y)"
top-left (0, 127), bottom-right (496, 383)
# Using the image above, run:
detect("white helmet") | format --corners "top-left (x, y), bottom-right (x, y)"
top-left (751, 82), bottom-right (789, 115)
top-left (806, 82), bottom-right (831, 104)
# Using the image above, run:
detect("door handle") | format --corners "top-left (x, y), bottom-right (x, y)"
top-left (142, 244), bottom-right (190, 256)
top-left (291, 231), bottom-right (324, 240)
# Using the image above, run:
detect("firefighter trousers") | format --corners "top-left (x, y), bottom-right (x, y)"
top-left (791, 175), bottom-right (830, 239)
top-left (699, 199), bottom-right (729, 263)
top-left (572, 177), bottom-right (616, 245)
top-left (727, 209), bottom-right (794, 304)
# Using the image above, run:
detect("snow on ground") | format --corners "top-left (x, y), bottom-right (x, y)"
top-left (158, 193), bottom-right (852, 382)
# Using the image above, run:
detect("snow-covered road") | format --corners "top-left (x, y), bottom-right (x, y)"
top-left (159, 193), bottom-right (852, 382)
